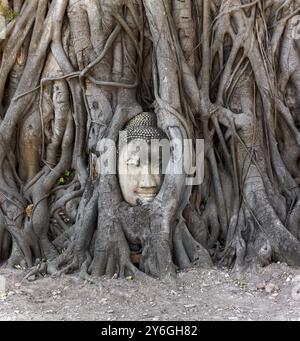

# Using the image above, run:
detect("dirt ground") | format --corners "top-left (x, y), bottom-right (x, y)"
top-left (0, 263), bottom-right (299, 321)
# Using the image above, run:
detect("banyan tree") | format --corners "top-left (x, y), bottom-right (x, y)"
top-left (0, 0), bottom-right (300, 281)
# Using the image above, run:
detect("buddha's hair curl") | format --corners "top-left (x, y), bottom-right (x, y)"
top-left (119, 112), bottom-right (168, 148)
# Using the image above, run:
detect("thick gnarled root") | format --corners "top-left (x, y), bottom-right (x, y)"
top-left (174, 221), bottom-right (212, 271)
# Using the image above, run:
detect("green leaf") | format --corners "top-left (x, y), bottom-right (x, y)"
top-left (6, 9), bottom-right (18, 21)
top-left (0, 3), bottom-right (18, 21)
top-left (58, 177), bottom-right (65, 185)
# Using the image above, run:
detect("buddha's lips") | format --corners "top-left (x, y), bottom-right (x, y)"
top-left (135, 190), bottom-right (158, 196)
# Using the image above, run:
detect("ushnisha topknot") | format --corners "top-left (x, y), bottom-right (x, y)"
top-left (118, 112), bottom-right (168, 147)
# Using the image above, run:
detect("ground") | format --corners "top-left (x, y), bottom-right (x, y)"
top-left (0, 264), bottom-right (300, 321)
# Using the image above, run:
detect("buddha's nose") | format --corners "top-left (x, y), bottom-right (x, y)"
top-left (140, 173), bottom-right (157, 188)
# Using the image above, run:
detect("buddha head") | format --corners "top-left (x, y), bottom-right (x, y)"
top-left (118, 112), bottom-right (169, 206)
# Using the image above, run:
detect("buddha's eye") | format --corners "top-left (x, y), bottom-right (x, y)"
top-left (127, 158), bottom-right (140, 167)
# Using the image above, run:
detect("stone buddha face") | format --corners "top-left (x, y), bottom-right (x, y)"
top-left (118, 112), bottom-right (169, 206)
